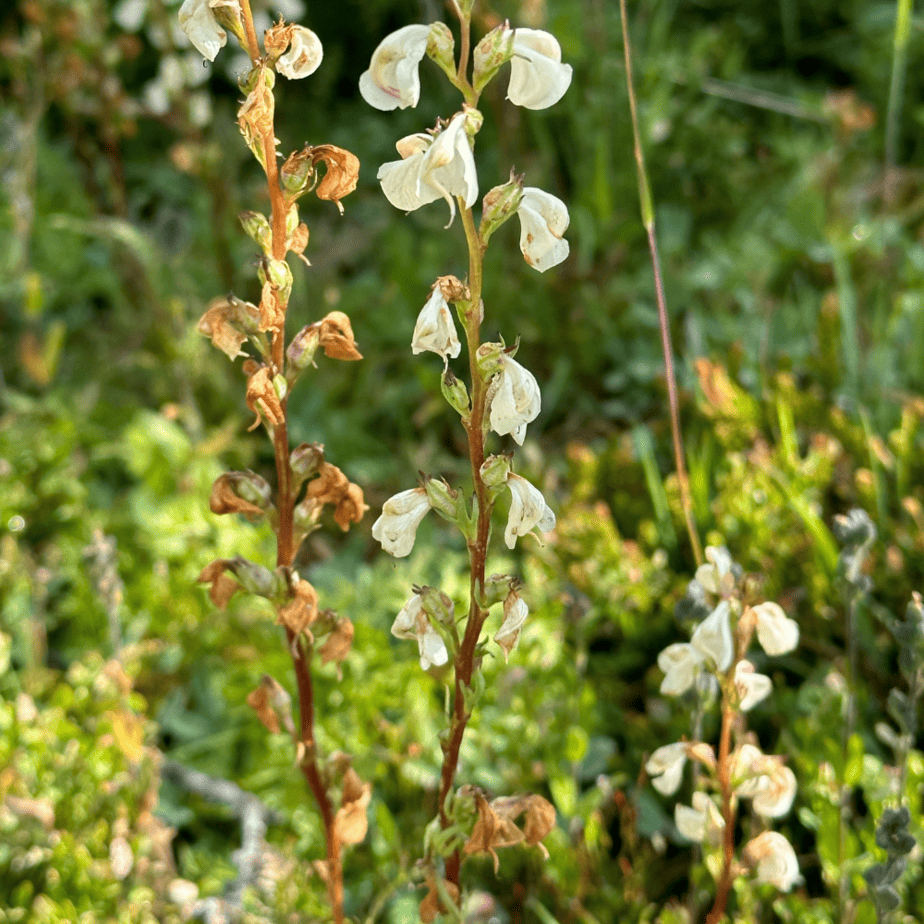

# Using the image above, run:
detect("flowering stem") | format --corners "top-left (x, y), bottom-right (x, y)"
top-left (238, 3), bottom-right (344, 919)
top-left (707, 701), bottom-right (736, 924)
top-left (437, 201), bottom-right (489, 890)
top-left (618, 0), bottom-right (702, 567)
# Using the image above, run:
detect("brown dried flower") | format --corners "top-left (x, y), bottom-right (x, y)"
top-left (318, 616), bottom-right (354, 664)
top-left (246, 674), bottom-right (295, 736)
top-left (197, 559), bottom-right (242, 610)
top-left (310, 145), bottom-right (360, 212)
top-left (277, 579), bottom-right (319, 636)
top-left (318, 311), bottom-right (362, 361)
top-left (245, 365), bottom-right (285, 430)
top-left (237, 67), bottom-right (276, 164)
top-left (333, 767), bottom-right (371, 845)
top-left (420, 876), bottom-right (460, 923)
top-left (463, 790), bottom-right (556, 873)
top-left (305, 462), bottom-right (367, 530)
top-left (209, 472), bottom-right (270, 520)
top-left (198, 296), bottom-right (258, 359)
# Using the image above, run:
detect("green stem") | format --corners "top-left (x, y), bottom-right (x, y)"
top-left (884, 0), bottom-right (914, 204)
top-left (618, 0), bottom-right (702, 567)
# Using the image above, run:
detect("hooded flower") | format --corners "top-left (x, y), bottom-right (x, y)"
top-left (743, 831), bottom-right (800, 891)
top-left (517, 187), bottom-right (570, 272)
top-left (178, 0), bottom-right (233, 61)
top-left (675, 791), bottom-right (726, 845)
top-left (751, 601), bottom-right (799, 656)
top-left (733, 745), bottom-right (797, 818)
top-left (734, 659), bottom-right (773, 711)
top-left (359, 24), bottom-right (431, 110)
top-left (645, 742), bottom-right (687, 796)
top-left (391, 592), bottom-right (449, 670)
top-left (506, 29), bottom-right (572, 110)
top-left (371, 488), bottom-right (431, 557)
top-left (276, 25), bottom-right (323, 79)
top-left (412, 286), bottom-right (461, 361)
top-left (504, 474), bottom-right (555, 548)
top-left (377, 111), bottom-right (478, 225)
top-left (489, 355), bottom-right (541, 444)
top-left (690, 600), bottom-right (734, 671)
top-left (657, 600), bottom-right (734, 695)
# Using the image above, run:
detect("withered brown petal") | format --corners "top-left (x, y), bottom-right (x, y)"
top-left (334, 483), bottom-right (367, 531)
top-left (209, 474), bottom-right (264, 519)
top-left (246, 685), bottom-right (280, 734)
top-left (318, 616), bottom-right (354, 664)
top-left (310, 144), bottom-right (360, 205)
top-left (333, 769), bottom-right (371, 845)
top-left (277, 579), bottom-right (319, 635)
top-left (197, 559), bottom-right (241, 610)
top-left (246, 366), bottom-right (285, 431)
top-left (318, 310), bottom-right (362, 361)
top-left (420, 878), bottom-right (460, 924)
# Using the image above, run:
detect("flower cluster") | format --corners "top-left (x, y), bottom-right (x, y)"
top-left (647, 546), bottom-right (801, 896)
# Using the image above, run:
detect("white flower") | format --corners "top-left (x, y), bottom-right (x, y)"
top-left (690, 600), bottom-right (734, 672)
top-left (743, 832), bottom-right (800, 891)
top-left (412, 287), bottom-right (461, 361)
top-left (371, 488), bottom-right (431, 557)
top-left (359, 24), bottom-right (431, 110)
top-left (751, 601), bottom-right (799, 656)
top-left (517, 187), bottom-right (570, 272)
top-left (734, 659), bottom-right (772, 711)
top-left (494, 593), bottom-right (528, 661)
top-left (504, 474), bottom-right (555, 549)
top-left (694, 545), bottom-right (735, 595)
top-left (506, 28), bottom-right (572, 110)
top-left (277, 25), bottom-right (323, 79)
top-left (733, 745), bottom-right (797, 818)
top-left (377, 112), bottom-right (478, 226)
top-left (645, 742), bottom-right (687, 796)
top-left (489, 355), bottom-right (541, 445)
top-left (178, 0), bottom-right (232, 61)
top-left (657, 642), bottom-right (706, 696)
top-left (675, 792), bottom-right (725, 845)
top-left (391, 593), bottom-right (449, 670)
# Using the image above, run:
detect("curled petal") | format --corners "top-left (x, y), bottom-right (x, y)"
top-left (489, 355), bottom-right (541, 445)
top-left (412, 287), bottom-right (461, 360)
top-left (645, 742), bottom-right (687, 796)
top-left (507, 28), bottom-right (572, 110)
top-left (751, 601), bottom-right (799, 656)
top-left (494, 593), bottom-right (528, 661)
top-left (359, 24), bottom-right (431, 110)
top-left (517, 187), bottom-right (570, 272)
top-left (504, 473), bottom-right (555, 549)
top-left (277, 25), bottom-right (323, 79)
top-left (371, 488), bottom-right (431, 557)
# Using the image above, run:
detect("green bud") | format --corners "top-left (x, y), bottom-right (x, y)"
top-left (424, 477), bottom-right (461, 522)
top-left (272, 372), bottom-right (288, 403)
top-left (210, 0), bottom-right (246, 46)
top-left (227, 294), bottom-right (261, 333)
top-left (239, 210), bottom-right (272, 252)
top-left (280, 147), bottom-right (315, 197)
top-left (227, 556), bottom-right (278, 597)
top-left (462, 668), bottom-right (486, 713)
top-left (287, 324), bottom-right (321, 374)
top-left (441, 368), bottom-right (470, 416)
top-left (426, 22), bottom-right (456, 82)
top-left (463, 106), bottom-right (484, 142)
top-left (290, 442), bottom-right (325, 480)
top-left (479, 170), bottom-right (523, 245)
top-left (473, 21), bottom-right (514, 94)
top-left (232, 470), bottom-right (272, 507)
top-left (239, 64), bottom-right (275, 94)
top-left (481, 573), bottom-right (516, 607)
top-left (416, 585), bottom-right (455, 625)
top-left (475, 340), bottom-right (507, 379)
top-left (479, 454), bottom-right (511, 488)
top-left (260, 257), bottom-right (293, 292)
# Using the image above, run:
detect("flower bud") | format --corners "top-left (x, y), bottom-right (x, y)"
top-left (239, 63), bottom-right (275, 94)
top-left (239, 210), bottom-right (272, 252)
top-left (227, 556), bottom-right (278, 597)
top-left (475, 341), bottom-right (508, 380)
top-left (416, 585), bottom-right (455, 626)
top-left (473, 21), bottom-right (514, 94)
top-left (280, 147), bottom-right (315, 196)
top-left (463, 106), bottom-right (484, 142)
top-left (260, 257), bottom-right (293, 292)
top-left (426, 21), bottom-right (456, 81)
top-left (290, 442), bottom-right (325, 480)
top-left (287, 324), bottom-right (321, 372)
top-left (479, 171), bottom-right (523, 245)
top-left (481, 573), bottom-right (516, 607)
top-left (209, 0), bottom-right (245, 46)
top-left (479, 454), bottom-right (511, 488)
top-left (272, 372), bottom-right (288, 403)
top-left (227, 294), bottom-right (261, 332)
top-left (441, 368), bottom-right (470, 416)
top-left (424, 477), bottom-right (461, 522)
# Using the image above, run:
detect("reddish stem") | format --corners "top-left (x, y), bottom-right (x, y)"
top-left (707, 703), bottom-right (736, 924)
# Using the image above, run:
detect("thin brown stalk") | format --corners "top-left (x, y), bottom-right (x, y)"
top-left (707, 702), bottom-right (736, 924)
top-left (618, 0), bottom-right (702, 567)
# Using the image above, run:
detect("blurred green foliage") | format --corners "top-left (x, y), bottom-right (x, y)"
top-left (3, 0), bottom-right (924, 920)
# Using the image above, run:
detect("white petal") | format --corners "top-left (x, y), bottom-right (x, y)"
top-left (752, 602), bottom-right (799, 656)
top-left (371, 488), bottom-right (431, 557)
top-left (489, 356), bottom-right (541, 445)
top-left (178, 0), bottom-right (226, 61)
top-left (744, 832), bottom-right (800, 891)
top-left (420, 112), bottom-right (478, 222)
top-left (507, 29), bottom-right (572, 110)
top-left (752, 766), bottom-right (797, 819)
top-left (657, 643), bottom-right (704, 696)
top-left (412, 288), bottom-right (461, 359)
top-left (734, 660), bottom-right (773, 711)
top-left (494, 594), bottom-right (528, 660)
top-left (359, 24), bottom-right (431, 110)
top-left (391, 593), bottom-right (424, 640)
top-left (377, 151), bottom-right (435, 213)
top-left (277, 25), bottom-right (323, 79)
top-left (517, 187), bottom-right (570, 272)
top-left (691, 600), bottom-right (734, 671)
top-left (645, 742), bottom-right (687, 796)
top-left (418, 626), bottom-right (448, 669)
top-left (504, 474), bottom-right (555, 549)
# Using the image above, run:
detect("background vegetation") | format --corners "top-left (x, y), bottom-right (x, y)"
top-left (2, 0), bottom-right (924, 920)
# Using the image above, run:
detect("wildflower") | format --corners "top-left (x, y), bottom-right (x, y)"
top-left (179, 0), bottom-right (236, 61)
top-left (506, 28), bottom-right (573, 110)
top-left (377, 111), bottom-right (478, 226)
top-left (371, 488), bottom-right (432, 557)
top-left (657, 642), bottom-right (706, 696)
top-left (657, 601), bottom-right (733, 695)
top-left (274, 25), bottom-right (323, 79)
top-left (743, 831), bottom-right (800, 891)
top-left (412, 286), bottom-right (461, 361)
top-left (734, 745), bottom-right (797, 819)
top-left (733, 659), bottom-right (772, 711)
top-left (694, 545), bottom-right (735, 595)
top-left (494, 592), bottom-right (528, 661)
top-left (517, 187), bottom-right (570, 272)
top-left (750, 601), bottom-right (799, 656)
top-left (489, 355), bottom-right (541, 445)
top-left (645, 742), bottom-right (687, 796)
top-left (391, 592), bottom-right (449, 669)
top-left (690, 600), bottom-right (734, 672)
top-left (675, 791), bottom-right (726, 845)
top-left (503, 474), bottom-right (555, 548)
top-left (359, 24), bottom-right (432, 111)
